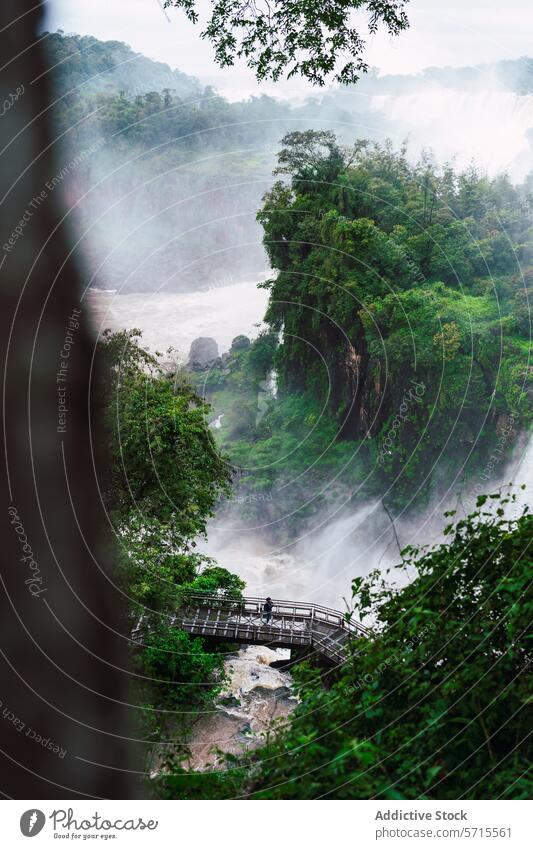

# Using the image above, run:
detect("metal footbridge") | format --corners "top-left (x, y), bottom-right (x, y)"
top-left (175, 594), bottom-right (371, 664)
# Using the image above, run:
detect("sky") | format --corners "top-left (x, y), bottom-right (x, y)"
top-left (45, 0), bottom-right (533, 99)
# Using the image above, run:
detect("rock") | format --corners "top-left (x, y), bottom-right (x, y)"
top-left (217, 694), bottom-right (241, 709)
top-left (231, 335), bottom-right (251, 352)
top-left (187, 337), bottom-right (219, 370)
top-left (269, 659), bottom-right (292, 671)
top-left (252, 685), bottom-right (292, 700)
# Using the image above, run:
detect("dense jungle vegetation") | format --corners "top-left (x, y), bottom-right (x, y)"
top-left (98, 330), bottom-right (244, 759)
top-left (199, 132), bottom-right (532, 519)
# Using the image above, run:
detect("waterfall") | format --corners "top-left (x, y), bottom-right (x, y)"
top-left (369, 89), bottom-right (533, 178)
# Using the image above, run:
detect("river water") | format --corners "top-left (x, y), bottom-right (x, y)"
top-left (85, 277), bottom-right (269, 361)
top-left (183, 646), bottom-right (296, 771)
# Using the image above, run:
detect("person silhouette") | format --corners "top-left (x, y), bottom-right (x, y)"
top-left (263, 596), bottom-right (273, 624)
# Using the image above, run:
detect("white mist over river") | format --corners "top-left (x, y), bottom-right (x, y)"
top-left (201, 501), bottom-right (387, 609)
top-left (368, 89), bottom-right (533, 179)
top-left (86, 277), bottom-right (269, 361)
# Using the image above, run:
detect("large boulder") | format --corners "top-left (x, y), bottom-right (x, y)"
top-left (187, 337), bottom-right (219, 370)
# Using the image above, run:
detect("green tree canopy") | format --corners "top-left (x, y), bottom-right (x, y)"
top-left (166, 0), bottom-right (410, 85)
top-left (99, 328), bottom-right (231, 543)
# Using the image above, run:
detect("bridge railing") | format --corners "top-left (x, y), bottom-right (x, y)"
top-left (176, 592), bottom-right (371, 637)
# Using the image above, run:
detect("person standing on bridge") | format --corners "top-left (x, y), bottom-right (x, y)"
top-left (263, 597), bottom-right (273, 624)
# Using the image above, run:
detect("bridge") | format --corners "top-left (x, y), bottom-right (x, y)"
top-left (173, 594), bottom-right (371, 665)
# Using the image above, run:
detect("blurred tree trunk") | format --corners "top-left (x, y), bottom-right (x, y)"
top-left (0, 1), bottom-right (135, 797)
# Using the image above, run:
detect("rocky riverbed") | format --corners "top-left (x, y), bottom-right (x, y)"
top-left (184, 645), bottom-right (297, 771)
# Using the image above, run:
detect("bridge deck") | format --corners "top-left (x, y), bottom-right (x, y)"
top-left (175, 594), bottom-right (370, 664)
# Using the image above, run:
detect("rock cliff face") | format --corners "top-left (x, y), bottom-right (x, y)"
top-left (187, 337), bottom-right (219, 370)
top-left (279, 320), bottom-right (386, 441)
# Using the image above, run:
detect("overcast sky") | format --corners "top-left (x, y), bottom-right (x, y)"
top-left (46, 0), bottom-right (533, 99)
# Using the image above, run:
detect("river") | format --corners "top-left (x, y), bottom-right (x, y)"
top-left (85, 277), bottom-right (269, 361)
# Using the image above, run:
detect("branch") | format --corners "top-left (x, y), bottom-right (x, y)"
top-left (381, 498), bottom-right (403, 559)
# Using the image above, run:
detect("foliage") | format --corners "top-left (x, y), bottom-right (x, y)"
top-left (185, 566), bottom-right (245, 597)
top-left (246, 331), bottom-right (278, 377)
top-left (165, 0), bottom-right (410, 86)
top-left (99, 328), bottom-right (231, 539)
top-left (99, 330), bottom-right (242, 767)
top-left (253, 134), bottom-right (532, 508)
top-left (274, 129), bottom-right (346, 181)
top-left (138, 627), bottom-right (224, 709)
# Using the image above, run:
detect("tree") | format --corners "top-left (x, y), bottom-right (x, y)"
top-left (98, 331), bottom-right (244, 757)
top-left (274, 130), bottom-right (346, 181)
top-left (254, 137), bottom-right (530, 509)
top-left (166, 0), bottom-right (410, 85)
top-left (99, 329), bottom-right (231, 540)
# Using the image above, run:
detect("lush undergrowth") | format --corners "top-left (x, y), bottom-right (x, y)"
top-left (157, 495), bottom-right (532, 799)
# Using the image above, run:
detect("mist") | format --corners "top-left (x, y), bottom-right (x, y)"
top-left (200, 433), bottom-right (532, 609)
